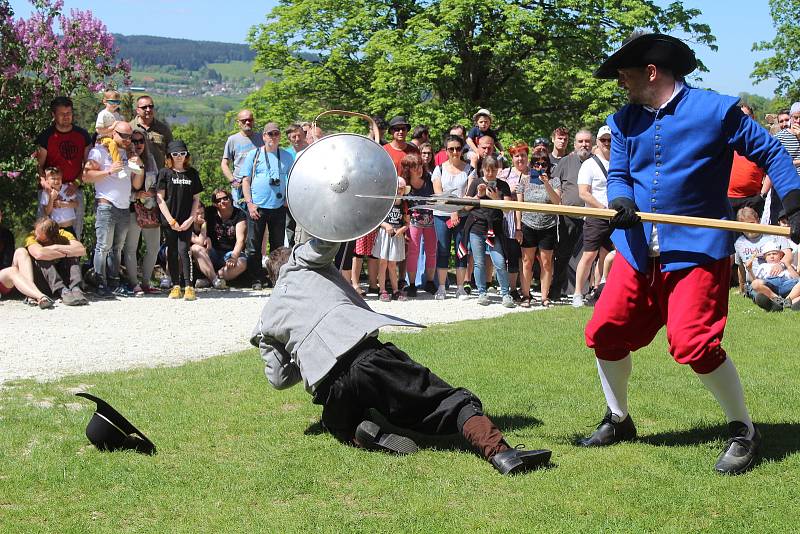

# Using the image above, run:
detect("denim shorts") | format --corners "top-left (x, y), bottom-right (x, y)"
top-left (763, 276), bottom-right (799, 297)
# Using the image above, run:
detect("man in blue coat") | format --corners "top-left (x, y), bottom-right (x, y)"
top-left (579, 32), bottom-right (800, 475)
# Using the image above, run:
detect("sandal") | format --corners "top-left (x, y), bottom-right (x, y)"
top-left (541, 299), bottom-right (552, 308)
top-left (520, 296), bottom-right (531, 308)
top-left (352, 285), bottom-right (366, 296)
top-left (38, 295), bottom-right (55, 309)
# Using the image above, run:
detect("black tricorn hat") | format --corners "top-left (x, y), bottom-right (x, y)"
top-left (75, 392), bottom-right (156, 455)
top-left (594, 31), bottom-right (697, 79)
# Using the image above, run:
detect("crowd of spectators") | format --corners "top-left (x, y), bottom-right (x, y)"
top-left (1, 95), bottom-right (798, 313)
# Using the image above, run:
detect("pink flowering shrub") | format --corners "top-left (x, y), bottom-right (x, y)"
top-left (0, 0), bottom-right (130, 232)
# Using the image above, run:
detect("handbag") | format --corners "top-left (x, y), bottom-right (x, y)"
top-left (134, 201), bottom-right (160, 229)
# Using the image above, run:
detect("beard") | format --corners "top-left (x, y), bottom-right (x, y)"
top-left (576, 147), bottom-right (591, 159)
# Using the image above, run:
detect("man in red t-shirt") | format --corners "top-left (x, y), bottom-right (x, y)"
top-left (434, 124), bottom-right (467, 166)
top-left (728, 105), bottom-right (768, 216)
top-left (383, 116), bottom-right (419, 173)
top-left (35, 96), bottom-right (92, 239)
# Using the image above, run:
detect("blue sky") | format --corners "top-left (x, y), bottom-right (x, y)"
top-left (10, 0), bottom-right (781, 97)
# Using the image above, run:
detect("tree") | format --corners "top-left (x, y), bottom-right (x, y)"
top-left (245, 0), bottom-right (714, 145)
top-left (0, 0), bottom-right (130, 235)
top-left (751, 0), bottom-right (800, 100)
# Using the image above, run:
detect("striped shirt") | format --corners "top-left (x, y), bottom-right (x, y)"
top-left (775, 129), bottom-right (800, 175)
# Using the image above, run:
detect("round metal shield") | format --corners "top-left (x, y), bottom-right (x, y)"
top-left (287, 133), bottom-right (398, 242)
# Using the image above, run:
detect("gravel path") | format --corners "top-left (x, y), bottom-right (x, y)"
top-left (1, 287), bottom-right (547, 384)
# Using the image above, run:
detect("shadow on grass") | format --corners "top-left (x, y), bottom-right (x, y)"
top-left (639, 422), bottom-right (800, 462)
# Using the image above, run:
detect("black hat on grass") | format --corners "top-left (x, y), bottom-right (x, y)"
top-left (594, 31), bottom-right (697, 79)
top-left (75, 392), bottom-right (156, 455)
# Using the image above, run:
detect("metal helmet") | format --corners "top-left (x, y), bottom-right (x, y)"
top-left (287, 132), bottom-right (398, 242)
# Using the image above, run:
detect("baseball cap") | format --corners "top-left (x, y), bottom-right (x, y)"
top-left (263, 122), bottom-right (280, 133)
top-left (597, 125), bottom-right (612, 138)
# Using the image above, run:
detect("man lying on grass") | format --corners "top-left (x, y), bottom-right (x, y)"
top-left (250, 239), bottom-right (551, 475)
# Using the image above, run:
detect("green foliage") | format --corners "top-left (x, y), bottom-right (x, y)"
top-left (113, 34), bottom-right (256, 70)
top-left (752, 0), bottom-right (800, 100)
top-left (245, 0), bottom-right (715, 142)
top-left (1, 294), bottom-right (799, 532)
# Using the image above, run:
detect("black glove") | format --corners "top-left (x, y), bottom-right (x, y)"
top-left (608, 197), bottom-right (641, 229)
top-left (782, 189), bottom-right (800, 243)
top-left (789, 210), bottom-right (800, 244)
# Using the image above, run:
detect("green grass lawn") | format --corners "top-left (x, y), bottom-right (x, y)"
top-left (1, 293), bottom-right (798, 532)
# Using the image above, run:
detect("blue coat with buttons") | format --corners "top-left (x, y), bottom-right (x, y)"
top-left (607, 85), bottom-right (800, 273)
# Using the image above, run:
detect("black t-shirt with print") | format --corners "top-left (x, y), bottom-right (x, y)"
top-left (156, 167), bottom-right (203, 225)
top-left (205, 206), bottom-right (245, 252)
top-left (0, 225), bottom-right (14, 269)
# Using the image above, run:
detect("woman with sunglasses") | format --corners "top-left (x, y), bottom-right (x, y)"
top-left (419, 142), bottom-right (435, 174)
top-left (515, 146), bottom-right (561, 308)
top-left (431, 134), bottom-right (471, 300)
top-left (191, 188), bottom-right (247, 288)
top-left (401, 153), bottom-right (437, 296)
top-left (123, 129), bottom-right (161, 295)
top-left (156, 140), bottom-right (203, 301)
top-left (496, 141), bottom-right (531, 301)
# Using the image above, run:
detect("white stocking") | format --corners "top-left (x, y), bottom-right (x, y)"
top-left (696, 357), bottom-right (754, 438)
top-left (597, 355), bottom-right (632, 422)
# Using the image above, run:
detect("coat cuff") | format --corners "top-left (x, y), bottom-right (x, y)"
top-left (782, 189), bottom-right (800, 216)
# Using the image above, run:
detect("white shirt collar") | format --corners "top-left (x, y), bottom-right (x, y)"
top-left (644, 81), bottom-right (685, 113)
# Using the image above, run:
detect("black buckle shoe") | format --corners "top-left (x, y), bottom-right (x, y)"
top-left (491, 445), bottom-right (552, 475)
top-left (714, 421), bottom-right (761, 475)
top-left (578, 408), bottom-right (637, 447)
top-left (354, 421), bottom-right (419, 455)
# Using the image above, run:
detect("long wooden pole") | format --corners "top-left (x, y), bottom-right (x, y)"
top-left (357, 195), bottom-right (790, 237)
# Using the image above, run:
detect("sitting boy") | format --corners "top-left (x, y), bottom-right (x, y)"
top-left (250, 239), bottom-right (551, 475)
top-left (747, 240), bottom-right (800, 311)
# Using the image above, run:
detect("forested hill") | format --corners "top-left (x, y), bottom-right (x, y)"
top-left (114, 34), bottom-right (255, 70)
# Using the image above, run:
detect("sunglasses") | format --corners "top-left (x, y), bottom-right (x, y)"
top-left (138, 104), bottom-right (155, 110)
top-left (265, 131), bottom-right (280, 137)
top-left (238, 118), bottom-right (254, 123)
top-left (170, 151), bottom-right (188, 157)
top-left (599, 138), bottom-right (611, 144)
top-left (106, 99), bottom-right (121, 105)
top-left (213, 196), bottom-right (230, 204)
top-left (114, 130), bottom-right (132, 140)
top-left (390, 127), bottom-right (408, 133)
top-left (446, 146), bottom-right (462, 152)
top-left (131, 138), bottom-right (145, 145)
top-left (532, 159), bottom-right (548, 166)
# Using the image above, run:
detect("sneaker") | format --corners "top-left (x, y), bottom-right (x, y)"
top-left (195, 278), bottom-right (210, 289)
top-left (168, 285), bottom-right (182, 299)
top-left (61, 290), bottom-right (79, 306)
top-left (37, 295), bottom-right (55, 309)
top-left (456, 287), bottom-right (470, 300)
top-left (502, 294), bottom-right (516, 308)
top-left (509, 289), bottom-right (522, 303)
top-left (184, 286), bottom-right (197, 301)
top-left (462, 282), bottom-right (473, 295)
top-left (69, 287), bottom-right (88, 305)
top-left (379, 291), bottom-right (391, 302)
top-left (354, 420), bottom-right (418, 455)
top-left (159, 276), bottom-right (173, 290)
top-left (393, 290), bottom-right (408, 302)
top-left (571, 293), bottom-right (584, 308)
top-left (405, 284), bottom-right (417, 297)
top-left (113, 284), bottom-right (135, 297)
top-left (754, 293), bottom-right (782, 312)
top-left (141, 285), bottom-right (161, 295)
top-left (251, 281), bottom-right (263, 291)
top-left (487, 284), bottom-right (498, 294)
top-left (434, 286), bottom-right (446, 300)
top-left (212, 277), bottom-right (228, 290)
top-left (793, 299), bottom-right (800, 312)
top-left (477, 293), bottom-right (490, 306)
top-left (94, 284), bottom-right (115, 299)
top-left (423, 280), bottom-right (437, 295)
top-left (132, 284), bottom-right (145, 297)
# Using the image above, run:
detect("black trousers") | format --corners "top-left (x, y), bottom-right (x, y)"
top-left (246, 206), bottom-right (287, 283)
top-left (552, 215), bottom-right (583, 298)
top-left (33, 257), bottom-right (82, 298)
top-left (729, 194), bottom-right (765, 219)
top-left (313, 338), bottom-right (483, 443)
top-left (502, 235), bottom-right (521, 275)
top-left (164, 227), bottom-right (192, 286)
